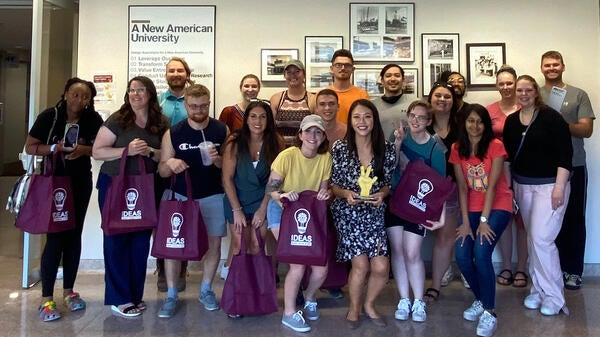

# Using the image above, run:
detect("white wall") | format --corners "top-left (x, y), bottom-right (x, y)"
top-left (77, 0), bottom-right (600, 264)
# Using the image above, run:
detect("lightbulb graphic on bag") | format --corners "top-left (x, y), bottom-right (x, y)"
top-left (121, 188), bottom-right (142, 220)
top-left (52, 188), bottom-right (69, 222)
top-left (417, 179), bottom-right (434, 199)
top-left (125, 188), bottom-right (139, 210)
top-left (290, 208), bottom-right (312, 247)
top-left (53, 188), bottom-right (66, 211)
top-left (295, 208), bottom-right (310, 234)
top-left (171, 213), bottom-right (183, 237)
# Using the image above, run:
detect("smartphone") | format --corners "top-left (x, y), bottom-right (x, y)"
top-left (64, 123), bottom-right (79, 148)
top-left (353, 195), bottom-right (377, 202)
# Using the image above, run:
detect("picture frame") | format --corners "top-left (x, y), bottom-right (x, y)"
top-left (352, 65), bottom-right (418, 99)
top-left (349, 3), bottom-right (415, 62)
top-left (421, 33), bottom-right (460, 95)
top-left (305, 36), bottom-right (343, 90)
top-left (466, 43), bottom-right (506, 88)
top-left (260, 49), bottom-right (299, 82)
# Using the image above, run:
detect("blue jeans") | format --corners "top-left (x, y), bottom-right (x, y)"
top-left (455, 210), bottom-right (511, 310)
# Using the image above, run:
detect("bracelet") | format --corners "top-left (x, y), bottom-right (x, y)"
top-left (232, 207), bottom-right (243, 213)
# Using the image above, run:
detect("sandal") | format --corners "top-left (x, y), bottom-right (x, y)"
top-left (111, 304), bottom-right (142, 318)
top-left (39, 301), bottom-right (61, 322)
top-left (513, 271), bottom-right (528, 288)
top-left (496, 269), bottom-right (514, 286)
top-left (65, 292), bottom-right (86, 312)
top-left (136, 301), bottom-right (147, 311)
top-left (423, 288), bottom-right (440, 303)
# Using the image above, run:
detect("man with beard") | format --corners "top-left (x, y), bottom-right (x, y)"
top-left (372, 64), bottom-right (413, 139)
top-left (156, 84), bottom-right (229, 318)
top-left (447, 71), bottom-right (471, 123)
top-left (156, 57), bottom-right (195, 292)
top-left (539, 50), bottom-right (595, 291)
top-left (327, 49), bottom-right (369, 124)
top-left (159, 57), bottom-right (194, 126)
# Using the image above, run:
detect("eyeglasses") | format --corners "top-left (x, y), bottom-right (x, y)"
top-left (128, 87), bottom-right (146, 94)
top-left (187, 103), bottom-right (210, 111)
top-left (408, 113), bottom-right (430, 123)
top-left (333, 63), bottom-right (354, 69)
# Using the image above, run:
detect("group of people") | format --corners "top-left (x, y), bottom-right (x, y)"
top-left (25, 48), bottom-right (593, 337)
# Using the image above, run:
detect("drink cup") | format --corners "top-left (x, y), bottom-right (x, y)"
top-left (199, 141), bottom-right (214, 166)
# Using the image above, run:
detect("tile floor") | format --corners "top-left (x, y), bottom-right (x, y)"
top-left (1, 256), bottom-right (598, 337)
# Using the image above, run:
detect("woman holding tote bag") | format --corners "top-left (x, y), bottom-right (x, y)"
top-left (93, 76), bottom-right (168, 318)
top-left (25, 77), bottom-right (103, 322)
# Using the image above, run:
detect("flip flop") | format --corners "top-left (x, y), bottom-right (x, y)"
top-left (136, 301), bottom-right (147, 311)
top-left (496, 269), bottom-right (514, 286)
top-left (513, 271), bottom-right (528, 288)
top-left (111, 304), bottom-right (142, 318)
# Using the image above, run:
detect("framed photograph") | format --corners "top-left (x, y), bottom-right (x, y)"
top-left (260, 49), bottom-right (299, 82)
top-left (466, 43), bottom-right (506, 88)
top-left (421, 33), bottom-right (460, 95)
top-left (349, 3), bottom-right (415, 62)
top-left (402, 68), bottom-right (419, 100)
top-left (305, 36), bottom-right (343, 90)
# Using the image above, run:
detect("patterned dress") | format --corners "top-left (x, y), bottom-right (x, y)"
top-left (330, 139), bottom-right (395, 261)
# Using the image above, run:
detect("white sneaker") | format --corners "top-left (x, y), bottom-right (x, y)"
top-left (524, 294), bottom-right (541, 310)
top-left (476, 310), bottom-right (497, 337)
top-left (220, 265), bottom-right (229, 280)
top-left (463, 300), bottom-right (484, 321)
top-left (441, 265), bottom-right (454, 287)
top-left (394, 298), bottom-right (411, 320)
top-left (411, 299), bottom-right (427, 322)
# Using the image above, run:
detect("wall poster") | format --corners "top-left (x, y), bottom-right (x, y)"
top-left (128, 5), bottom-right (216, 115)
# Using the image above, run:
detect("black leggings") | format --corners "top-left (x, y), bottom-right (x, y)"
top-left (41, 176), bottom-right (92, 298)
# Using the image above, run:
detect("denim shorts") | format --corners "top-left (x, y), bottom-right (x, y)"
top-left (266, 199), bottom-right (282, 229)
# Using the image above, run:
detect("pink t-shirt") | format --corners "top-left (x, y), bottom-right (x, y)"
top-left (486, 101), bottom-right (520, 139)
top-left (449, 139), bottom-right (513, 212)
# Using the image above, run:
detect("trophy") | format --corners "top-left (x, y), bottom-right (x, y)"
top-left (354, 165), bottom-right (377, 201)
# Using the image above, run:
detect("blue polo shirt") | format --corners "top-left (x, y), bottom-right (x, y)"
top-left (159, 90), bottom-right (187, 126)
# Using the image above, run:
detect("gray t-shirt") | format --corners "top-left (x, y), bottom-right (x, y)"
top-left (372, 94), bottom-right (413, 140)
top-left (541, 85), bottom-right (595, 166)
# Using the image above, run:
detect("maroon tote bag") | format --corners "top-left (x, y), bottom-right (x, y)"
top-left (15, 153), bottom-right (76, 234)
top-left (101, 149), bottom-right (157, 235)
top-left (151, 171), bottom-right (208, 260)
top-left (221, 228), bottom-right (278, 316)
top-left (389, 160), bottom-right (456, 226)
top-left (276, 190), bottom-right (328, 266)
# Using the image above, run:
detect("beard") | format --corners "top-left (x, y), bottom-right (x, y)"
top-left (167, 77), bottom-right (186, 90)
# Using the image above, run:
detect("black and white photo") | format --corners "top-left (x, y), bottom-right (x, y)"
top-left (466, 43), bottom-right (506, 88)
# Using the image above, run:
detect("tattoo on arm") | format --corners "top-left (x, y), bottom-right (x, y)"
top-left (265, 178), bottom-right (283, 196)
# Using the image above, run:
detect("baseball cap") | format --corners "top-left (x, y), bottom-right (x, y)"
top-left (284, 59), bottom-right (305, 72)
top-left (300, 114), bottom-right (326, 132)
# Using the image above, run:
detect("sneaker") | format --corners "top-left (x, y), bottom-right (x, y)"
top-left (394, 298), bottom-right (411, 320)
top-left (461, 273), bottom-right (471, 289)
top-left (523, 294), bottom-right (541, 310)
top-left (476, 310), bottom-right (497, 337)
top-left (540, 300), bottom-right (561, 316)
top-left (220, 265), bottom-right (230, 280)
top-left (411, 299), bottom-right (427, 322)
top-left (198, 290), bottom-right (220, 311)
top-left (463, 300), bottom-right (484, 321)
top-left (158, 297), bottom-right (178, 318)
top-left (441, 265), bottom-right (454, 287)
top-left (304, 300), bottom-right (320, 321)
top-left (327, 288), bottom-right (344, 299)
top-left (282, 310), bottom-right (311, 332)
top-left (564, 274), bottom-right (582, 290)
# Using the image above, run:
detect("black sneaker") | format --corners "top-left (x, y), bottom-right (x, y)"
top-left (564, 274), bottom-right (582, 290)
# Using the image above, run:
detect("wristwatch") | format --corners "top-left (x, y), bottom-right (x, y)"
top-left (480, 216), bottom-right (488, 223)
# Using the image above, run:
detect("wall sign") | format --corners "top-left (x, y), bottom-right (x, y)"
top-left (128, 5), bottom-right (216, 114)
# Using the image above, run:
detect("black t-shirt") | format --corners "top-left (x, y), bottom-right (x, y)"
top-left (28, 104), bottom-right (103, 176)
